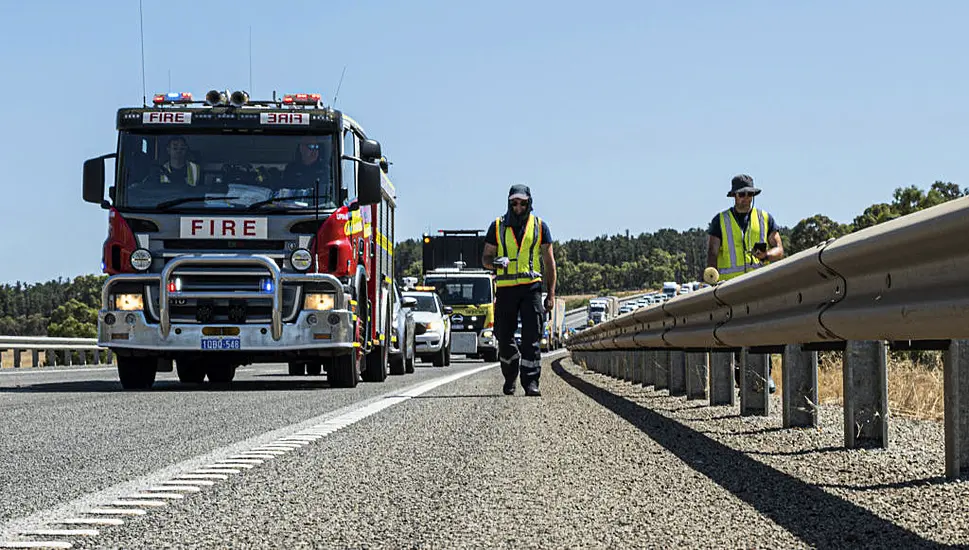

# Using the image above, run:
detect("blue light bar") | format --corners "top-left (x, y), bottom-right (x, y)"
top-left (262, 279), bottom-right (274, 293)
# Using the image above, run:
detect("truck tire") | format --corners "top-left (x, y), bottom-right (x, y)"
top-left (444, 344), bottom-right (451, 366)
top-left (207, 362), bottom-right (236, 384)
top-left (390, 355), bottom-right (405, 375)
top-left (483, 349), bottom-right (498, 363)
top-left (306, 361), bottom-right (322, 376)
top-left (117, 356), bottom-right (157, 390)
top-left (363, 302), bottom-right (390, 382)
top-left (288, 362), bottom-right (306, 376)
top-left (404, 333), bottom-right (416, 373)
top-left (176, 359), bottom-right (206, 384)
top-left (329, 352), bottom-right (359, 388)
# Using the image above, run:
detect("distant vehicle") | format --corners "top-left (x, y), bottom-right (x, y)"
top-left (389, 282), bottom-right (417, 375)
top-left (662, 282), bottom-right (678, 299)
top-left (402, 291), bottom-right (452, 367)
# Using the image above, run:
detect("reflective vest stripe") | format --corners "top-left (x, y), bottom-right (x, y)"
top-left (161, 162), bottom-right (199, 186)
top-left (717, 207), bottom-right (770, 280)
top-left (495, 214), bottom-right (543, 287)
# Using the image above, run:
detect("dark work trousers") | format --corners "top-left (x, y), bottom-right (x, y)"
top-left (495, 283), bottom-right (545, 387)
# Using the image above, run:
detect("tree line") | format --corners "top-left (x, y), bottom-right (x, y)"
top-left (396, 181), bottom-right (967, 295)
top-left (0, 181), bottom-right (963, 337)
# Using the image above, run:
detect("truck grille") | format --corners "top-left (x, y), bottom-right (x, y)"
top-left (145, 267), bottom-right (300, 324)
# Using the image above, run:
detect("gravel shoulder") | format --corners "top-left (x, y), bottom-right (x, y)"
top-left (56, 351), bottom-right (962, 549)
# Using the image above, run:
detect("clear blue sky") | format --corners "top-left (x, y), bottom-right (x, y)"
top-left (1, 0), bottom-right (967, 284)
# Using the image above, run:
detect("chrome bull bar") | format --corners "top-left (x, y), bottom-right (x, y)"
top-left (101, 254), bottom-right (345, 342)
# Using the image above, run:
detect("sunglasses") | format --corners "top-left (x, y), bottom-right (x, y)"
top-left (735, 192), bottom-right (754, 198)
top-left (303, 143), bottom-right (320, 150)
top-left (509, 200), bottom-right (528, 207)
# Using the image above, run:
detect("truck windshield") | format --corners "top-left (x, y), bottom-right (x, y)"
top-left (589, 304), bottom-right (605, 312)
top-left (116, 132), bottom-right (338, 211)
top-left (425, 277), bottom-right (493, 305)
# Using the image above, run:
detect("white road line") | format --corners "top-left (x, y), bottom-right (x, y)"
top-left (127, 493), bottom-right (184, 500)
top-left (0, 542), bottom-right (73, 549)
top-left (205, 463), bottom-right (254, 469)
top-left (20, 530), bottom-right (98, 537)
top-left (110, 500), bottom-right (167, 508)
top-left (0, 366), bottom-right (116, 376)
top-left (84, 509), bottom-right (146, 517)
top-left (0, 363), bottom-right (502, 542)
top-left (144, 485), bottom-right (201, 492)
top-left (192, 469), bottom-right (241, 475)
top-left (54, 519), bottom-right (123, 526)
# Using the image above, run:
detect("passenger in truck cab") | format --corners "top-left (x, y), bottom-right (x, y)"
top-left (279, 136), bottom-right (333, 202)
top-left (159, 136), bottom-right (201, 187)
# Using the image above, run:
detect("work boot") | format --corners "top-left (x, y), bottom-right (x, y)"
top-left (768, 377), bottom-right (776, 394)
top-left (503, 378), bottom-right (516, 395)
top-left (524, 380), bottom-right (541, 397)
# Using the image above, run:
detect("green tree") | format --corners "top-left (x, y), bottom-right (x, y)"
top-left (47, 299), bottom-right (98, 338)
top-left (789, 214), bottom-right (851, 255)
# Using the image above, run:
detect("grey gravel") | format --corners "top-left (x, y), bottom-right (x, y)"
top-left (10, 352), bottom-right (969, 549)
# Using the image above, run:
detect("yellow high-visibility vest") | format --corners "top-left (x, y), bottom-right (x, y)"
top-left (161, 161), bottom-right (200, 186)
top-left (716, 207), bottom-right (770, 280)
top-left (495, 214), bottom-right (543, 288)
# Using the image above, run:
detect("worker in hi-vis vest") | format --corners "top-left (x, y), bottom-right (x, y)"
top-left (482, 184), bottom-right (556, 397)
top-left (706, 173), bottom-right (785, 392)
top-left (160, 136), bottom-right (201, 187)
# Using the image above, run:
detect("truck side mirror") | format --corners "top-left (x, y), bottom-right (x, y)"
top-left (401, 296), bottom-right (417, 309)
top-left (359, 139), bottom-right (381, 161)
top-left (357, 160), bottom-right (382, 205)
top-left (83, 153), bottom-right (116, 208)
top-left (443, 306), bottom-right (453, 315)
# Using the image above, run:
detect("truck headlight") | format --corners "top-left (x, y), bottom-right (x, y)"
top-left (291, 249), bottom-right (313, 271)
top-left (482, 330), bottom-right (493, 338)
top-left (115, 294), bottom-right (144, 311)
top-left (304, 293), bottom-right (335, 311)
top-left (130, 249), bottom-right (152, 272)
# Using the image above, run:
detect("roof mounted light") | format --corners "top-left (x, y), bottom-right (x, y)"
top-left (153, 92), bottom-right (193, 105)
top-left (282, 93), bottom-right (322, 106)
top-left (205, 89), bottom-right (227, 106)
top-left (230, 90), bottom-right (249, 107)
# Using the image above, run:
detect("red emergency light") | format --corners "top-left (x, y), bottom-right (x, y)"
top-left (153, 92), bottom-right (193, 104)
top-left (282, 93), bottom-right (322, 105)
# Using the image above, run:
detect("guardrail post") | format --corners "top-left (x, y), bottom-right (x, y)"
top-left (630, 351), bottom-right (641, 384)
top-left (32, 350), bottom-right (40, 367)
top-left (945, 340), bottom-right (969, 479)
top-left (654, 350), bottom-right (669, 391)
top-left (641, 351), bottom-right (654, 387)
top-left (843, 340), bottom-right (889, 449)
top-left (668, 351), bottom-right (686, 396)
top-left (710, 352), bottom-right (735, 406)
top-left (107, 349), bottom-right (114, 365)
top-left (686, 352), bottom-right (708, 400)
top-left (622, 353), bottom-right (632, 382)
top-left (783, 345), bottom-right (819, 428)
top-left (740, 349), bottom-right (770, 416)
top-left (64, 349), bottom-right (72, 367)
top-left (13, 349), bottom-right (21, 368)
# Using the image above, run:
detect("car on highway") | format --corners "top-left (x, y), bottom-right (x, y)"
top-left (389, 282), bottom-right (417, 375)
top-left (402, 291), bottom-right (452, 367)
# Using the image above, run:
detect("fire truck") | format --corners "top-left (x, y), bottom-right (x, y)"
top-left (82, 89), bottom-right (397, 390)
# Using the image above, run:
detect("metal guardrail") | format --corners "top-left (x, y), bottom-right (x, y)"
top-left (567, 195), bottom-right (969, 480)
top-left (0, 336), bottom-right (112, 368)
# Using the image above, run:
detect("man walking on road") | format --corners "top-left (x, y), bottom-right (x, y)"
top-left (482, 184), bottom-right (556, 397)
top-left (706, 174), bottom-right (785, 392)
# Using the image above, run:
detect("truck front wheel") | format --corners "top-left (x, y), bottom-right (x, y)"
top-left (117, 356), bottom-right (157, 390)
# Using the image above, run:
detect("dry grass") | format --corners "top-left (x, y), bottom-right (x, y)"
top-left (770, 351), bottom-right (944, 422)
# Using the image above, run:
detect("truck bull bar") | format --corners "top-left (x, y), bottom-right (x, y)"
top-left (101, 254), bottom-right (345, 342)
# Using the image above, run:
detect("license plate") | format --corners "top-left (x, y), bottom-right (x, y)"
top-left (452, 324), bottom-right (464, 330)
top-left (451, 332), bottom-right (477, 354)
top-left (201, 337), bottom-right (241, 350)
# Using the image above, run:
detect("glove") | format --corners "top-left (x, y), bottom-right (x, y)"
top-left (494, 257), bottom-right (510, 269)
